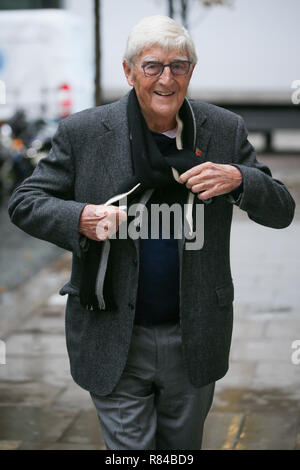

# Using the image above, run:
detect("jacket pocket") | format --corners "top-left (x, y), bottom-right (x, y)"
top-left (59, 281), bottom-right (80, 296)
top-left (215, 281), bottom-right (234, 307)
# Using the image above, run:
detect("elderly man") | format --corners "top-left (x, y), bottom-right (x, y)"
top-left (8, 16), bottom-right (294, 450)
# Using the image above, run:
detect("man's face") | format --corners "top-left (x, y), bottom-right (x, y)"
top-left (123, 45), bottom-right (195, 131)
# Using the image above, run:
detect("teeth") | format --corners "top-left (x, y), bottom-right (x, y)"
top-left (155, 91), bottom-right (173, 96)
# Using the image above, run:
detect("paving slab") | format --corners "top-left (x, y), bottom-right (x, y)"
top-left (264, 317), bottom-right (300, 338)
top-left (0, 253), bottom-right (71, 339)
top-left (231, 319), bottom-right (266, 339)
top-left (202, 412), bottom-right (244, 450)
top-left (18, 441), bottom-right (106, 450)
top-left (0, 440), bottom-right (22, 450)
top-left (5, 333), bottom-right (67, 357)
top-left (0, 381), bottom-right (63, 407)
top-left (230, 219), bottom-right (300, 314)
top-left (0, 200), bottom-right (65, 292)
top-left (0, 356), bottom-right (71, 386)
top-left (211, 386), bottom-right (300, 413)
top-left (0, 406), bottom-right (75, 443)
top-left (52, 383), bottom-right (95, 413)
top-left (20, 310), bottom-right (65, 335)
top-left (230, 338), bottom-right (294, 362)
top-left (58, 408), bottom-right (105, 447)
top-left (234, 412), bottom-right (299, 450)
top-left (252, 362), bottom-right (300, 392)
top-left (214, 362), bottom-right (256, 389)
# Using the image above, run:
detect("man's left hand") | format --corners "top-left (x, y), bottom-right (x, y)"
top-left (179, 161), bottom-right (243, 200)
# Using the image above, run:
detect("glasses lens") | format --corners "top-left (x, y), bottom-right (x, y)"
top-left (143, 63), bottom-right (163, 77)
top-left (142, 61), bottom-right (191, 77)
top-left (170, 61), bottom-right (190, 75)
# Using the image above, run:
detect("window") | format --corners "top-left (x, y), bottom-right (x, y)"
top-left (0, 0), bottom-right (61, 9)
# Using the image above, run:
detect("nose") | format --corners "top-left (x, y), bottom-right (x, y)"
top-left (159, 65), bottom-right (174, 84)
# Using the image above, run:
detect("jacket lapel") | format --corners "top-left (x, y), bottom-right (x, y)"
top-left (96, 94), bottom-right (134, 196)
top-left (189, 101), bottom-right (211, 160)
top-left (195, 126), bottom-right (212, 162)
top-left (178, 101), bottom-right (212, 255)
top-left (95, 94), bottom-right (142, 255)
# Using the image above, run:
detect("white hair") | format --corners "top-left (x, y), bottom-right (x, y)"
top-left (123, 15), bottom-right (198, 66)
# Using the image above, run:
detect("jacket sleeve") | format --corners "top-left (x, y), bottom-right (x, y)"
top-left (8, 119), bottom-right (88, 258)
top-left (229, 115), bottom-right (295, 228)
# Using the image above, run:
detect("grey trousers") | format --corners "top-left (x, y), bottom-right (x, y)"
top-left (90, 321), bottom-right (215, 450)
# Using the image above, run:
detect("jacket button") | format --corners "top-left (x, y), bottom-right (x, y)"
top-left (128, 302), bottom-right (135, 310)
top-left (132, 258), bottom-right (138, 266)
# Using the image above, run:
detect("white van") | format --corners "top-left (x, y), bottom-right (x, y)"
top-left (0, 9), bottom-right (93, 121)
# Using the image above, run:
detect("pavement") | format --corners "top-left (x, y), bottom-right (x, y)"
top-left (0, 154), bottom-right (299, 450)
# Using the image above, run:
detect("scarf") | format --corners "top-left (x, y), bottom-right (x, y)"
top-left (79, 89), bottom-right (208, 311)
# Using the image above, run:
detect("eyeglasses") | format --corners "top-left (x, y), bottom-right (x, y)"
top-left (141, 60), bottom-right (192, 78)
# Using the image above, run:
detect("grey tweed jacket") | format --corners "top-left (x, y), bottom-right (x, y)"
top-left (8, 93), bottom-right (295, 395)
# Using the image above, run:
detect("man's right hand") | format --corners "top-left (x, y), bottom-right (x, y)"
top-left (78, 204), bottom-right (127, 241)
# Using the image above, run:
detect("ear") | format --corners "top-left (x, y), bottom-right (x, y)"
top-left (123, 59), bottom-right (134, 87)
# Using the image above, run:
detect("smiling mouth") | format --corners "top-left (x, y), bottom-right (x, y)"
top-left (154, 91), bottom-right (175, 96)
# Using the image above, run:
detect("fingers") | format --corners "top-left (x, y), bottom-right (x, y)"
top-left (179, 162), bottom-right (217, 200)
top-left (94, 205), bottom-right (127, 223)
top-left (179, 162), bottom-right (243, 199)
top-left (95, 206), bottom-right (127, 241)
top-left (78, 204), bottom-right (127, 241)
top-left (197, 189), bottom-right (215, 200)
top-left (96, 218), bottom-right (116, 241)
top-left (190, 180), bottom-right (214, 194)
top-left (94, 205), bottom-right (118, 218)
top-left (179, 162), bottom-right (208, 183)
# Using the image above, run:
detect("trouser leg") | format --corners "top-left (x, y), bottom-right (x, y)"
top-left (90, 325), bottom-right (157, 450)
top-left (155, 381), bottom-right (215, 450)
top-left (153, 322), bottom-right (215, 450)
top-left (90, 389), bottom-right (156, 450)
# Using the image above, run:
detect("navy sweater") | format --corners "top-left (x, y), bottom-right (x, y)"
top-left (134, 132), bottom-right (182, 326)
